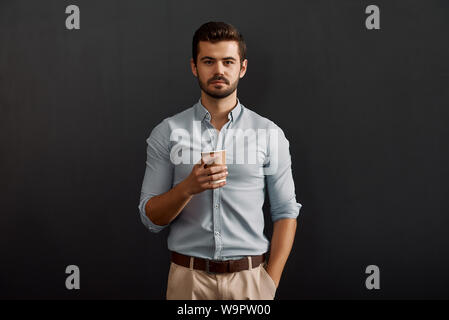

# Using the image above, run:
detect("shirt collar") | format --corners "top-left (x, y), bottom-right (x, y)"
top-left (194, 97), bottom-right (243, 123)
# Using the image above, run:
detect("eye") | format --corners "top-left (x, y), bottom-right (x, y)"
top-left (205, 60), bottom-right (213, 65)
top-left (225, 61), bottom-right (234, 64)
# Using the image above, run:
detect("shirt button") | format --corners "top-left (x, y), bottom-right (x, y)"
top-left (215, 231), bottom-right (220, 236)
top-left (214, 204), bottom-right (219, 209)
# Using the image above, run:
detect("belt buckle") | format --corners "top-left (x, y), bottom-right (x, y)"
top-left (205, 260), bottom-right (218, 275)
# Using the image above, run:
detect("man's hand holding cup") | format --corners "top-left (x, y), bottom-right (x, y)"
top-left (183, 150), bottom-right (227, 196)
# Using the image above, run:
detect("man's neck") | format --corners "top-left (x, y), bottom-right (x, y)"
top-left (200, 92), bottom-right (238, 125)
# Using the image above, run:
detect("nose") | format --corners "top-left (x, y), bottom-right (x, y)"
top-left (213, 61), bottom-right (226, 77)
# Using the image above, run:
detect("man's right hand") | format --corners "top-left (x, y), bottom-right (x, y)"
top-left (183, 159), bottom-right (228, 195)
top-left (145, 159), bottom-right (228, 226)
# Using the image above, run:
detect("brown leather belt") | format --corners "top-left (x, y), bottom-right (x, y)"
top-left (171, 251), bottom-right (265, 274)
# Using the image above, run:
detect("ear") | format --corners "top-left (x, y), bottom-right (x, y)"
top-left (190, 58), bottom-right (198, 77)
top-left (239, 59), bottom-right (248, 78)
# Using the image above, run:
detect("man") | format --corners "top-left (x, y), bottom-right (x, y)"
top-left (138, 21), bottom-right (302, 300)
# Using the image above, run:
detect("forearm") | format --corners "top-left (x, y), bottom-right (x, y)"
top-left (266, 218), bottom-right (297, 287)
top-left (145, 180), bottom-right (193, 226)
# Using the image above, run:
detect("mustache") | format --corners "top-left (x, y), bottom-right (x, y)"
top-left (209, 77), bottom-right (228, 84)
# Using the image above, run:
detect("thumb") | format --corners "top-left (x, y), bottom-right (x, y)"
top-left (200, 157), bottom-right (208, 169)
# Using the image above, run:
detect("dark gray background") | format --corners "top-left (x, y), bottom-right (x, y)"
top-left (1, 0), bottom-right (448, 299)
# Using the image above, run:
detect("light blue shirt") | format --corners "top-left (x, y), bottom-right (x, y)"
top-left (138, 97), bottom-right (302, 260)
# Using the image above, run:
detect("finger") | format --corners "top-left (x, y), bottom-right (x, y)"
top-left (206, 165), bottom-right (227, 175)
top-left (201, 180), bottom-right (225, 189)
top-left (200, 181), bottom-right (212, 189)
top-left (199, 158), bottom-right (211, 170)
top-left (198, 171), bottom-right (228, 183)
top-left (209, 180), bottom-right (226, 189)
top-left (195, 158), bottom-right (205, 172)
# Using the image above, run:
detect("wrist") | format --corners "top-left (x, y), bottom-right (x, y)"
top-left (178, 179), bottom-right (193, 197)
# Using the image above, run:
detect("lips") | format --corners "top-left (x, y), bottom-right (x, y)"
top-left (211, 81), bottom-right (226, 84)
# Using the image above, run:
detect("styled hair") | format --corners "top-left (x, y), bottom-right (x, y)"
top-left (192, 21), bottom-right (247, 66)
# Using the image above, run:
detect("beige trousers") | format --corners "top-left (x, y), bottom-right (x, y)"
top-left (166, 259), bottom-right (277, 300)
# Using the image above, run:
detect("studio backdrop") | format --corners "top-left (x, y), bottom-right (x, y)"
top-left (1, 0), bottom-right (448, 299)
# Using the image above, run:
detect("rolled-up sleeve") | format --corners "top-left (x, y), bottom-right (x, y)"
top-left (138, 119), bottom-right (174, 233)
top-left (264, 122), bottom-right (302, 222)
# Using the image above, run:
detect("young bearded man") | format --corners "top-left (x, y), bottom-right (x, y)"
top-left (138, 21), bottom-right (302, 300)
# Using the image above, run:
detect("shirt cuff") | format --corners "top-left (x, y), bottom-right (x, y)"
top-left (138, 197), bottom-right (169, 233)
top-left (271, 201), bottom-right (302, 223)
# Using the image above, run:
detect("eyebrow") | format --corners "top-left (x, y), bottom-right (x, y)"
top-left (200, 56), bottom-right (237, 61)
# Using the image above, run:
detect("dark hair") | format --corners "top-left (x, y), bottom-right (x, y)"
top-left (192, 21), bottom-right (247, 66)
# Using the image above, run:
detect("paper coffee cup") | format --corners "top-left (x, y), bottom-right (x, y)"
top-left (201, 149), bottom-right (226, 184)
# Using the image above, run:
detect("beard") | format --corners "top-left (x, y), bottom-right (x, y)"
top-left (197, 73), bottom-right (240, 99)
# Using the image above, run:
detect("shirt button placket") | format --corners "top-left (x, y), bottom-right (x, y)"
top-left (213, 190), bottom-right (221, 260)
top-left (211, 125), bottom-right (224, 260)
